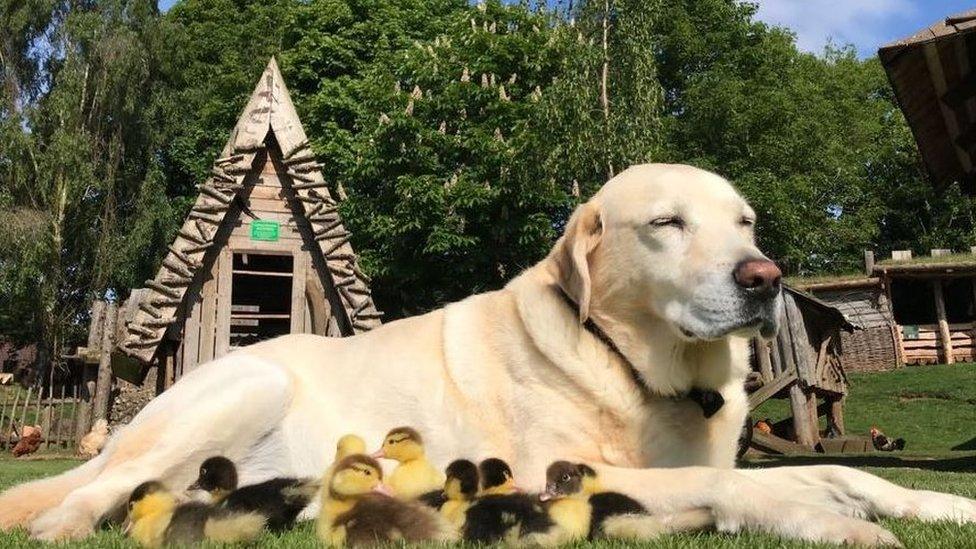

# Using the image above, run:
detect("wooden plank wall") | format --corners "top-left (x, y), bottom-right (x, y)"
top-left (172, 144), bottom-right (334, 377)
top-left (899, 322), bottom-right (976, 364)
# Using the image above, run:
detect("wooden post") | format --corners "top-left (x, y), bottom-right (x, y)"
top-left (19, 386), bottom-right (33, 431)
top-left (163, 352), bottom-right (174, 391)
top-left (863, 250), bottom-right (875, 276)
top-left (932, 279), bottom-right (954, 364)
top-left (92, 302), bottom-right (118, 421)
top-left (827, 397), bottom-right (845, 436)
top-left (754, 339), bottom-right (773, 382)
top-left (789, 385), bottom-right (818, 448)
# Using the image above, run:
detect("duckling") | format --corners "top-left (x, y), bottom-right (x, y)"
top-left (462, 457), bottom-right (553, 543)
top-left (335, 434), bottom-right (367, 461)
top-left (542, 460), bottom-right (714, 541)
top-left (371, 426), bottom-right (444, 499)
top-left (188, 456), bottom-right (318, 532)
top-left (317, 454), bottom-right (454, 546)
top-left (126, 480), bottom-right (265, 548)
top-left (478, 457), bottom-right (520, 495)
top-left (440, 459), bottom-right (480, 530)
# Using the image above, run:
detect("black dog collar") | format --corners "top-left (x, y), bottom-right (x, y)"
top-left (556, 287), bottom-right (725, 419)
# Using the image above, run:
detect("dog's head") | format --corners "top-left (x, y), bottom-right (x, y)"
top-left (551, 164), bottom-right (781, 342)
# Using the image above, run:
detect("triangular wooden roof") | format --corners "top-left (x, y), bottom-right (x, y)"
top-left (119, 57), bottom-right (381, 363)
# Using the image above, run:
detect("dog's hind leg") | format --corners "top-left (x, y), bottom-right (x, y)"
top-left (25, 357), bottom-right (294, 541)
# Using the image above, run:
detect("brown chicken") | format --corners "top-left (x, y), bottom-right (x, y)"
top-left (12, 425), bottom-right (43, 457)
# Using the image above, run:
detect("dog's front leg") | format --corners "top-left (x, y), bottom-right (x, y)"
top-left (595, 465), bottom-right (902, 546)
top-left (738, 465), bottom-right (976, 524)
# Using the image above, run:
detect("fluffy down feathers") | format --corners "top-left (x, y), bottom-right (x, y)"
top-left (333, 493), bottom-right (455, 546)
top-left (78, 419), bottom-right (109, 458)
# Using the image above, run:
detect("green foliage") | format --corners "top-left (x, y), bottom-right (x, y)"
top-left (3, 0), bottom-right (976, 356)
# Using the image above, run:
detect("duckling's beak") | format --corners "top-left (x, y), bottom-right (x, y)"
top-left (539, 483), bottom-right (557, 501)
top-left (187, 480), bottom-right (202, 491)
top-left (372, 483), bottom-right (394, 497)
top-left (122, 517), bottom-right (132, 535)
top-left (539, 492), bottom-right (553, 502)
top-left (370, 449), bottom-right (385, 459)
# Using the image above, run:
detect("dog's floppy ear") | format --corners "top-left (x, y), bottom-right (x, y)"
top-left (554, 201), bottom-right (603, 323)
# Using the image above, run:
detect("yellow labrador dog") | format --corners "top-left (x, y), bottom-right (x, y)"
top-left (1, 164), bottom-right (973, 545)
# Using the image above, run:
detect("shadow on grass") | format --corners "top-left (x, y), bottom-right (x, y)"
top-left (742, 454), bottom-right (976, 472)
top-left (952, 436), bottom-right (976, 451)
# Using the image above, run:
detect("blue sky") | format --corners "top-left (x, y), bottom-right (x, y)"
top-left (157, 0), bottom-right (973, 58)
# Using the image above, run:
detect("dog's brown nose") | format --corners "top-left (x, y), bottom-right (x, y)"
top-left (733, 258), bottom-right (782, 297)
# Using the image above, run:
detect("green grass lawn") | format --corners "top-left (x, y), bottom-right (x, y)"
top-left (1, 364), bottom-right (975, 547)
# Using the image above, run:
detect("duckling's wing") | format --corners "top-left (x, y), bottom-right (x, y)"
top-left (463, 494), bottom-right (552, 542)
top-left (588, 492), bottom-right (647, 538)
top-left (341, 495), bottom-right (451, 545)
top-left (417, 489), bottom-right (448, 510)
top-left (224, 478), bottom-right (316, 531)
top-left (164, 503), bottom-right (211, 545)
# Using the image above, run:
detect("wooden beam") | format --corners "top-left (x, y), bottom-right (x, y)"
top-left (924, 42), bottom-right (974, 173)
top-left (92, 303), bottom-right (117, 422)
top-left (752, 337), bottom-right (773, 383)
top-left (747, 369), bottom-right (797, 410)
top-left (932, 279), bottom-right (954, 364)
top-left (789, 384), bottom-right (819, 448)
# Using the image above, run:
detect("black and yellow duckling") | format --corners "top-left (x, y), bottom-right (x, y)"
top-left (317, 454), bottom-right (455, 546)
top-left (126, 480), bottom-right (265, 548)
top-left (188, 456), bottom-right (318, 532)
top-left (541, 460), bottom-right (714, 542)
top-left (478, 457), bottom-right (521, 495)
top-left (462, 458), bottom-right (554, 543)
top-left (371, 426), bottom-right (444, 499)
top-left (438, 459), bottom-right (480, 530)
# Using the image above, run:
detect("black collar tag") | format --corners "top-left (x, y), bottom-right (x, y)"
top-left (555, 287), bottom-right (724, 419)
top-left (687, 388), bottom-right (725, 419)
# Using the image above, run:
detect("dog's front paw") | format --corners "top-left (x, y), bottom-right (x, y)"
top-left (30, 505), bottom-right (95, 542)
top-left (786, 507), bottom-right (901, 547)
top-left (905, 490), bottom-right (976, 524)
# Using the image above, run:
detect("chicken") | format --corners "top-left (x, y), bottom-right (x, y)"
top-left (12, 424), bottom-right (42, 458)
top-left (78, 419), bottom-right (110, 459)
top-left (870, 427), bottom-right (905, 452)
top-left (754, 418), bottom-right (773, 435)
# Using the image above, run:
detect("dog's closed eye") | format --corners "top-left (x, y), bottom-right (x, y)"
top-left (649, 216), bottom-right (685, 229)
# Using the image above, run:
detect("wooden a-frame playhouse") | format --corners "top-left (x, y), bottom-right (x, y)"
top-left (102, 57), bottom-right (381, 387)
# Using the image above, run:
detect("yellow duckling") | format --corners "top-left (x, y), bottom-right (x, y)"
top-left (317, 454), bottom-right (454, 546)
top-left (371, 426), bottom-right (444, 499)
top-left (335, 434), bottom-right (367, 461)
top-left (125, 481), bottom-right (265, 548)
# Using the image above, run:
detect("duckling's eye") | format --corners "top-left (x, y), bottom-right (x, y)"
top-left (739, 216), bottom-right (755, 227)
top-left (561, 474), bottom-right (571, 482)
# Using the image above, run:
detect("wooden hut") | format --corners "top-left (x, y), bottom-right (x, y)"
top-left (879, 9), bottom-right (976, 192)
top-left (747, 286), bottom-right (858, 454)
top-left (792, 276), bottom-right (899, 372)
top-left (78, 57), bottom-right (382, 399)
top-left (797, 249), bottom-right (976, 368)
top-left (875, 251), bottom-right (976, 365)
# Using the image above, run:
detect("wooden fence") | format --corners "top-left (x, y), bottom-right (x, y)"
top-left (0, 382), bottom-right (91, 453)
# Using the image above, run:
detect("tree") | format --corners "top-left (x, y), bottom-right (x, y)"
top-left (0, 0), bottom-right (175, 375)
